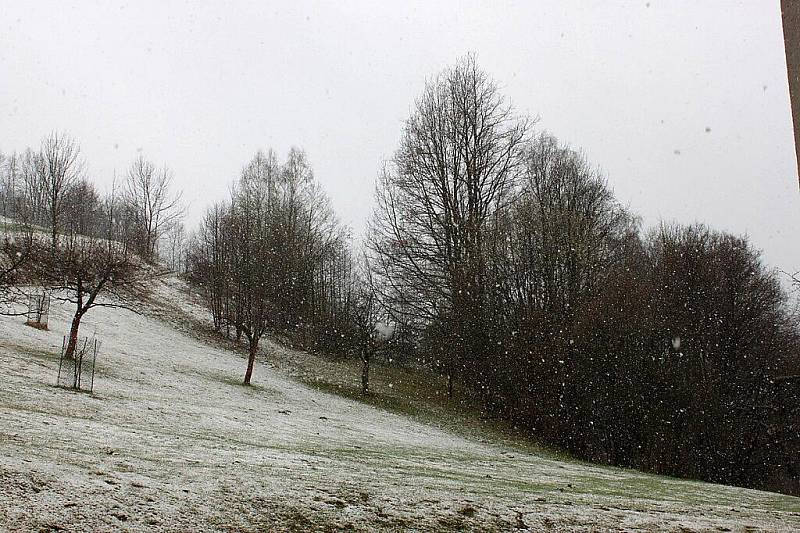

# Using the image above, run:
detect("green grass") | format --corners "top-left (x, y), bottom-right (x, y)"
top-left (270, 350), bottom-right (800, 513)
top-left (281, 350), bottom-right (572, 462)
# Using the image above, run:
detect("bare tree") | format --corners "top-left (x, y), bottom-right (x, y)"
top-left (44, 192), bottom-right (147, 358)
top-left (15, 149), bottom-right (48, 227)
top-left (63, 179), bottom-right (103, 236)
top-left (195, 151), bottom-right (285, 385)
top-left (189, 202), bottom-right (230, 332)
top-left (227, 183), bottom-right (273, 385)
top-left (0, 151), bottom-right (9, 218)
top-left (346, 255), bottom-right (380, 395)
top-left (1, 148), bottom-right (42, 314)
top-left (38, 132), bottom-right (83, 251)
top-left (124, 154), bottom-right (183, 261)
top-left (188, 148), bottom-right (353, 384)
top-left (164, 221), bottom-right (187, 273)
top-left (369, 55), bottom-right (530, 395)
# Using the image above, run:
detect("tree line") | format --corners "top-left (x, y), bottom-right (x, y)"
top-left (185, 147), bottom-right (407, 391)
top-left (186, 148), bottom-right (359, 384)
top-left (0, 134), bottom-right (184, 264)
top-left (365, 56), bottom-right (799, 495)
top-left (182, 56), bottom-right (799, 494)
top-left (0, 133), bottom-right (184, 357)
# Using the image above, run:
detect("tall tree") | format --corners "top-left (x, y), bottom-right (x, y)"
top-left (369, 55), bottom-right (529, 394)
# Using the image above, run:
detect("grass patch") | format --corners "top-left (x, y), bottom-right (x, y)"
top-left (308, 380), bottom-right (422, 418)
top-left (196, 368), bottom-right (280, 397)
top-left (288, 353), bottom-right (571, 462)
top-left (2, 341), bottom-right (61, 365)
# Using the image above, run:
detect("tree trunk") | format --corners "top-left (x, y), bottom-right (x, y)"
top-left (361, 348), bottom-right (370, 395)
top-left (243, 336), bottom-right (258, 385)
top-left (50, 222), bottom-right (57, 257)
top-left (64, 311), bottom-right (82, 359)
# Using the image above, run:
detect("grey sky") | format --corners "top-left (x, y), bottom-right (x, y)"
top-left (1, 1), bottom-right (798, 275)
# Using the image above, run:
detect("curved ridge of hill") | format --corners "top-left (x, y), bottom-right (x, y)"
top-left (0, 275), bottom-right (798, 532)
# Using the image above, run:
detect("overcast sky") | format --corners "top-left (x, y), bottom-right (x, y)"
top-left (1, 1), bottom-right (798, 275)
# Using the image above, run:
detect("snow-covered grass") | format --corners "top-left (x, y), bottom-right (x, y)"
top-left (0, 275), bottom-right (798, 531)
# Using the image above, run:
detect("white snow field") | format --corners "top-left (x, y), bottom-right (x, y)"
top-left (0, 276), bottom-right (798, 532)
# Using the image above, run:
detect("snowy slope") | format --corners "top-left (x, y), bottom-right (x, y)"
top-left (0, 277), bottom-right (798, 532)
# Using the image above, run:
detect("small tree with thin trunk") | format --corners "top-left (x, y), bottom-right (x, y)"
top-left (227, 202), bottom-right (271, 386)
top-left (351, 278), bottom-right (378, 395)
top-left (347, 255), bottom-right (395, 395)
top-left (190, 156), bottom-right (279, 385)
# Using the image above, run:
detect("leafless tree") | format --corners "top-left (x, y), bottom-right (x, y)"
top-left (0, 151), bottom-right (10, 218)
top-left (227, 177), bottom-right (275, 385)
top-left (63, 179), bottom-right (103, 236)
top-left (188, 148), bottom-right (354, 384)
top-left (44, 192), bottom-right (147, 358)
top-left (495, 133), bottom-right (631, 333)
top-left (124, 154), bottom-right (183, 261)
top-left (13, 149), bottom-right (48, 226)
top-left (190, 150), bottom-right (286, 384)
top-left (188, 203), bottom-right (229, 331)
top-left (369, 54), bottom-right (530, 395)
top-left (164, 221), bottom-right (187, 273)
top-left (38, 132), bottom-right (83, 251)
top-left (345, 255), bottom-right (381, 394)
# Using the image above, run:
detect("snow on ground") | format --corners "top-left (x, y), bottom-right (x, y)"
top-left (0, 276), bottom-right (798, 532)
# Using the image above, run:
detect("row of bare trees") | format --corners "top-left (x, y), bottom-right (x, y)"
top-left (1, 135), bottom-right (183, 262)
top-left (367, 56), bottom-right (799, 494)
top-left (1, 134), bottom-right (183, 357)
top-left (187, 148), bottom-right (363, 385)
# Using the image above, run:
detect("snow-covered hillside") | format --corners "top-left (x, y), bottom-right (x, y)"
top-left (0, 277), bottom-right (798, 531)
